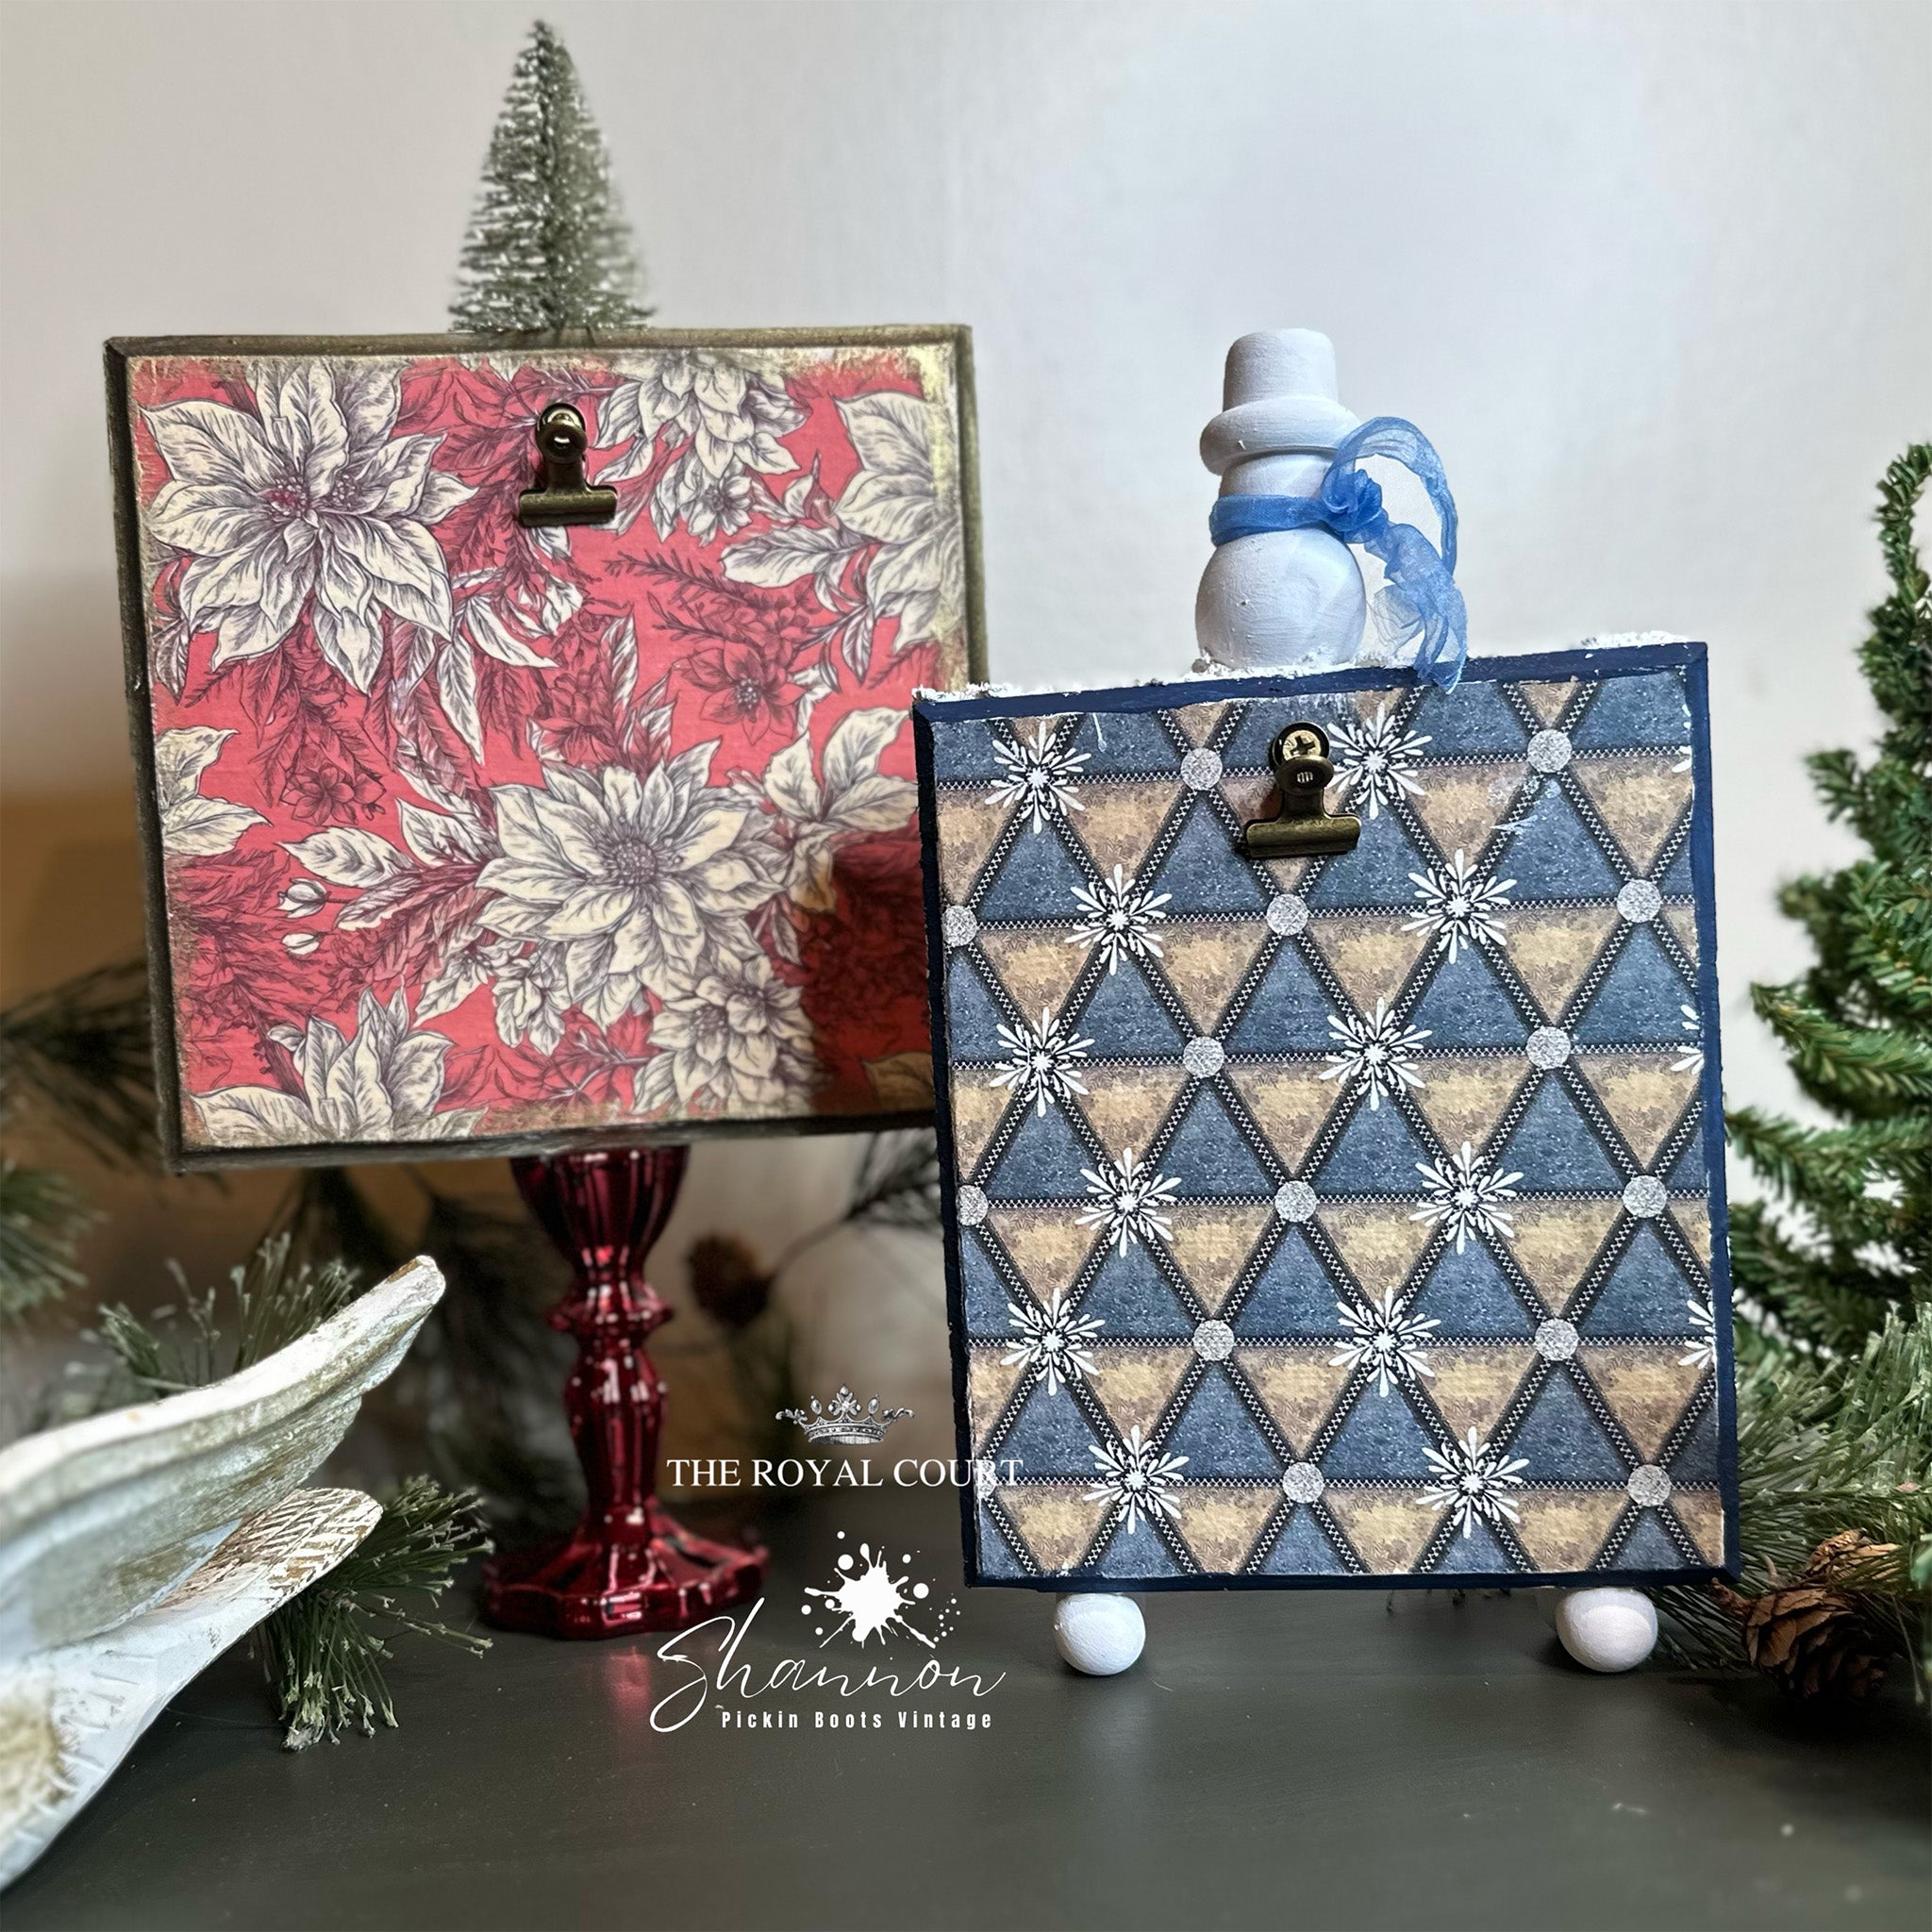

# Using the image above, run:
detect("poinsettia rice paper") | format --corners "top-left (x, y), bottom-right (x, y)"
top-left (111, 332), bottom-right (979, 1161)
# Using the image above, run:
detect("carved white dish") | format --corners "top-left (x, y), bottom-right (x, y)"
top-left (0, 1488), bottom-right (380, 1887)
top-left (0, 1257), bottom-right (443, 1885)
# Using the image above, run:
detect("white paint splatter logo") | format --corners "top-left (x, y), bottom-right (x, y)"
top-left (800, 1533), bottom-right (958, 1649)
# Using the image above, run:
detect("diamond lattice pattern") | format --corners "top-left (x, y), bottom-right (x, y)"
top-left (928, 666), bottom-right (1729, 1584)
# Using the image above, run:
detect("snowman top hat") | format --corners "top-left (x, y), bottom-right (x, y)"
top-left (1201, 328), bottom-right (1359, 482)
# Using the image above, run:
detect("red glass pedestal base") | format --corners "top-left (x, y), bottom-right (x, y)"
top-left (480, 1145), bottom-right (767, 1640)
top-left (483, 1499), bottom-right (764, 1638)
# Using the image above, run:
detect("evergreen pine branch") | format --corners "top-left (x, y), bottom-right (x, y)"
top-left (845, 1131), bottom-right (944, 1234)
top-left (75, 1227), bottom-right (490, 1745)
top-left (256, 1476), bottom-right (491, 1749)
top-left (0, 1159), bottom-right (94, 1324)
top-left (1750, 981), bottom-right (1932, 1113)
top-left (1867, 443), bottom-right (1932, 765)
top-left (1847, 868), bottom-right (1932, 1024)
top-left (87, 1235), bottom-right (362, 1405)
top-left (1658, 1310), bottom-right (1932, 1674)
top-left (1725, 1106), bottom-right (1925, 1248)
top-left (92, 1283), bottom-right (222, 1399)
top-left (1775, 871), bottom-right (1854, 977)
top-left (1726, 1202), bottom-right (1910, 1356)
top-left (232, 1235), bottom-right (364, 1371)
top-left (1684, 451), bottom-right (1932, 1694)
top-left (0, 959), bottom-right (157, 1167)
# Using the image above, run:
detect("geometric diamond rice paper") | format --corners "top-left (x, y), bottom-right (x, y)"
top-left (915, 644), bottom-right (1737, 1589)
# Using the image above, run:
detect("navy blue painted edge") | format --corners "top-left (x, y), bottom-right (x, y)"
top-left (918, 639), bottom-right (1738, 1591)
top-left (912, 707), bottom-right (988, 1586)
top-left (1684, 647), bottom-right (1743, 1580)
top-left (912, 640), bottom-right (1704, 728)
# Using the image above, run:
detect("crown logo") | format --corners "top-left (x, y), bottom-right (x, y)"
top-left (775, 1386), bottom-right (913, 1446)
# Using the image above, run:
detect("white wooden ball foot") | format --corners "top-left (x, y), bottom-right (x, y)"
top-left (1556, 1587), bottom-right (1658, 1673)
top-left (1054, 1593), bottom-right (1145, 1675)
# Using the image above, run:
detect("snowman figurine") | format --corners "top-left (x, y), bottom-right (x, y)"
top-left (1053, 331), bottom-right (1655, 1677)
top-left (1195, 328), bottom-right (1368, 674)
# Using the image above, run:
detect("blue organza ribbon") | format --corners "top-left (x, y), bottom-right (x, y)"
top-left (1208, 415), bottom-right (1467, 690)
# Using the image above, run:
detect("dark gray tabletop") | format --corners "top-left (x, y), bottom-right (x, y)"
top-left (9, 1489), bottom-right (1926, 1931)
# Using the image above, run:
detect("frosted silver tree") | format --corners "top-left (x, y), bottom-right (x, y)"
top-left (451, 20), bottom-right (652, 333)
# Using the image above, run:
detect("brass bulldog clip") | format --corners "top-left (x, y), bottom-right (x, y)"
top-left (517, 403), bottom-right (618, 527)
top-left (1240, 722), bottom-right (1363, 859)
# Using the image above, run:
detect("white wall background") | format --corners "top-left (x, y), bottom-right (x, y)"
top-left (1, 0), bottom-right (1926, 1417)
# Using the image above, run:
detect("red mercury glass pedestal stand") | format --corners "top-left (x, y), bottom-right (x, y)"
top-left (480, 1146), bottom-right (766, 1638)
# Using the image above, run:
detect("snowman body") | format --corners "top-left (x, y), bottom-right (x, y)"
top-left (1195, 330), bottom-right (1368, 674)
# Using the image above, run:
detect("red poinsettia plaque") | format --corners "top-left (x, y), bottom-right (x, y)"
top-left (108, 330), bottom-right (983, 1167)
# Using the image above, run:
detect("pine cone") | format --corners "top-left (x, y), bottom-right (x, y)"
top-left (1714, 1534), bottom-right (1895, 1699)
top-left (687, 1234), bottom-right (774, 1331)
top-left (1804, 1528), bottom-right (1899, 1588)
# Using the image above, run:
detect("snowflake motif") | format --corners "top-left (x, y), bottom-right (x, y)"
top-left (1411, 1141), bottom-right (1524, 1253)
top-left (1067, 865), bottom-right (1172, 974)
top-left (1331, 1289), bottom-right (1441, 1397)
top-left (1084, 1425), bottom-right (1188, 1533)
top-left (990, 1005), bottom-right (1094, 1117)
top-left (1321, 1000), bottom-right (1431, 1109)
top-left (1404, 850), bottom-right (1516, 962)
top-left (1418, 1427), bottom-right (1530, 1539)
top-left (1673, 1003), bottom-right (1705, 1075)
top-left (1077, 1146), bottom-right (1183, 1256)
top-left (1003, 1291), bottom-right (1105, 1393)
top-left (1680, 1293), bottom-right (1719, 1371)
top-left (1328, 706), bottom-right (1430, 819)
top-left (986, 722), bottom-right (1089, 833)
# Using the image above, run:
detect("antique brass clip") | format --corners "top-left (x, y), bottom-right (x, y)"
top-left (1240, 722), bottom-right (1362, 859)
top-left (516, 403), bottom-right (617, 527)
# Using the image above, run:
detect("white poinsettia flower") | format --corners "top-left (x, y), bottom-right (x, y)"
top-left (832, 390), bottom-right (961, 649)
top-left (635, 953), bottom-right (817, 1114)
top-left (752, 707), bottom-right (917, 912)
top-left (190, 989), bottom-right (485, 1148)
top-left (142, 361), bottom-right (473, 691)
top-left (596, 353), bottom-right (806, 541)
top-left (154, 726), bottom-right (265, 857)
top-left (482, 939), bottom-right (573, 1057)
top-left (475, 745), bottom-right (778, 1031)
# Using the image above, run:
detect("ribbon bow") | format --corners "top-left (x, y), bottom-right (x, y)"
top-left (1208, 416), bottom-right (1467, 690)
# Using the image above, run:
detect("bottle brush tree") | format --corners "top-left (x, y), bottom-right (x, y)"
top-left (451, 19), bottom-right (652, 334)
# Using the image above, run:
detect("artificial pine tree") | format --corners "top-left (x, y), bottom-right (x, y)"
top-left (1659, 444), bottom-right (1932, 1695)
top-left (450, 20), bottom-right (652, 334)
top-left (0, 960), bottom-right (152, 1324)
